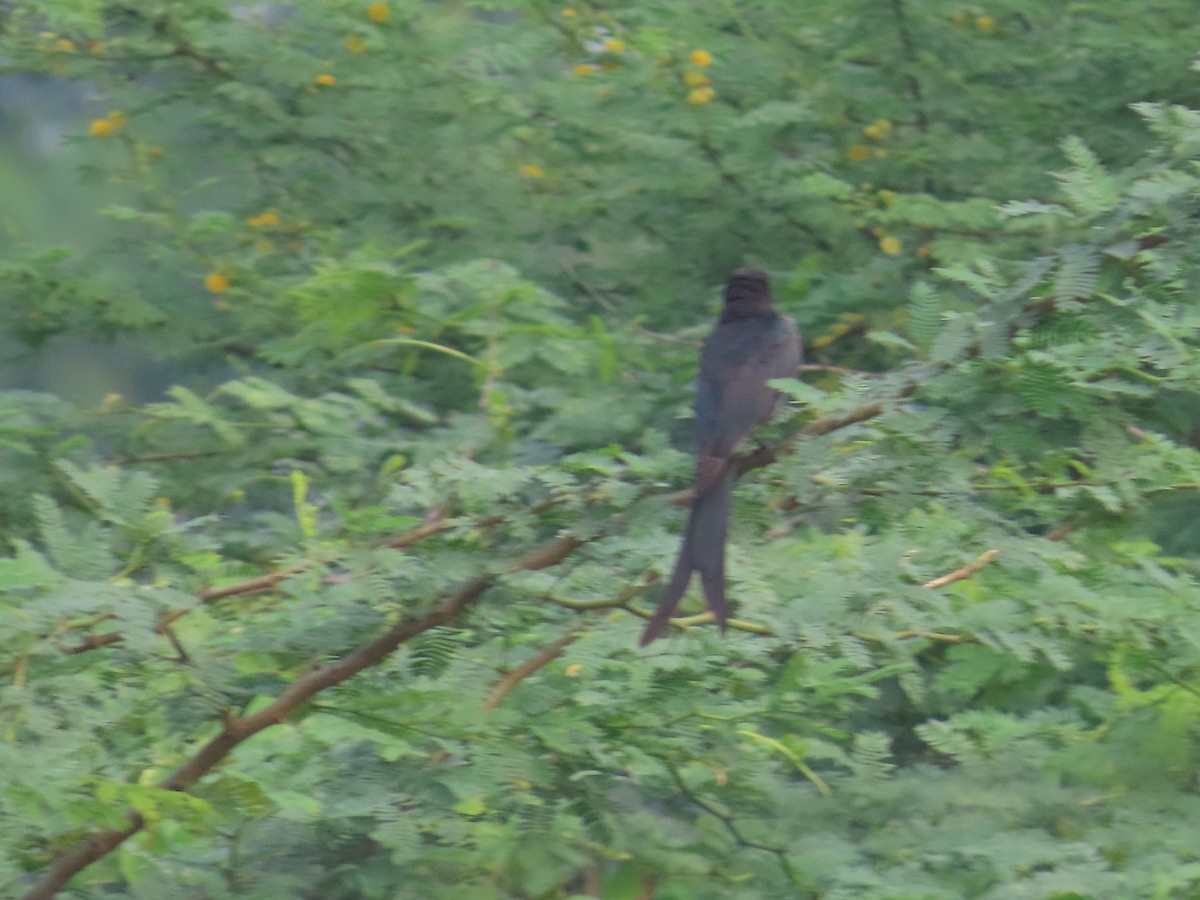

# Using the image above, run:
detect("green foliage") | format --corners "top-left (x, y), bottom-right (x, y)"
top-left (3, 1), bottom-right (1200, 897)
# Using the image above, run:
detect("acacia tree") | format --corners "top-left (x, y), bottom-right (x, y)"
top-left (3, 1), bottom-right (1200, 897)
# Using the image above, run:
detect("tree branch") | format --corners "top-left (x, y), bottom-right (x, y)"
top-left (67, 400), bottom-right (894, 655)
top-left (922, 549), bottom-right (999, 589)
top-left (482, 627), bottom-right (583, 711)
top-left (25, 536), bottom-right (581, 898)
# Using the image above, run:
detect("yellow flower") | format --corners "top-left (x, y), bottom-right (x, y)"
top-left (88, 118), bottom-right (114, 137)
top-left (951, 10), bottom-right (969, 26)
top-left (682, 69), bottom-right (709, 87)
top-left (106, 110), bottom-right (128, 129)
top-left (56, 38), bottom-right (76, 52)
top-left (519, 164), bottom-right (545, 178)
top-left (561, 8), bottom-right (577, 17)
top-left (204, 272), bottom-right (230, 293)
top-left (344, 34), bottom-right (367, 54)
top-left (878, 189), bottom-right (896, 206)
top-left (366, 2), bottom-right (390, 24)
top-left (248, 211), bottom-right (280, 227)
top-left (314, 72), bottom-right (336, 86)
top-left (687, 86), bottom-right (716, 105)
top-left (847, 143), bottom-right (870, 162)
top-left (862, 118), bottom-right (892, 141)
top-left (879, 235), bottom-right (902, 256)
top-left (573, 63), bottom-right (596, 76)
top-left (689, 48), bottom-right (713, 66)
top-left (564, 663), bottom-right (583, 677)
top-left (603, 38), bottom-right (625, 53)
top-left (975, 15), bottom-right (996, 32)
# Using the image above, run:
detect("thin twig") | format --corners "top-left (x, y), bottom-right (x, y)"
top-left (665, 765), bottom-right (799, 884)
top-left (482, 627), bottom-right (583, 711)
top-left (797, 364), bottom-right (883, 378)
top-left (66, 514), bottom-right (467, 654)
top-left (562, 264), bottom-right (701, 347)
top-left (923, 549), bottom-right (999, 589)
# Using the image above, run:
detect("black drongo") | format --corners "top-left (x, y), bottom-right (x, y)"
top-left (640, 268), bottom-right (801, 646)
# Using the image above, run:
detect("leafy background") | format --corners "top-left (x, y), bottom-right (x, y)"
top-left (3, 1), bottom-right (1200, 897)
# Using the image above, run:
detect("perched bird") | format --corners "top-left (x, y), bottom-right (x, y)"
top-left (640, 268), bottom-right (801, 646)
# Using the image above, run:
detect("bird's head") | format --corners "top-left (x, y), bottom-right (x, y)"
top-left (721, 267), bottom-right (773, 320)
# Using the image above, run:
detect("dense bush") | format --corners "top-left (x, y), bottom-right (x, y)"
top-left (3, 2), bottom-right (1200, 897)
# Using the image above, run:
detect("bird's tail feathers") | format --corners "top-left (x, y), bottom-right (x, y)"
top-left (639, 468), bottom-right (734, 646)
top-left (638, 532), bottom-right (694, 646)
top-left (693, 469), bottom-right (733, 631)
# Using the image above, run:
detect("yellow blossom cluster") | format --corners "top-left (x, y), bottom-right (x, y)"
top-left (204, 272), bottom-right (230, 294)
top-left (878, 235), bottom-right (902, 256)
top-left (951, 11), bottom-right (997, 32)
top-left (862, 118), bottom-right (892, 141)
top-left (88, 109), bottom-right (128, 137)
top-left (848, 118), bottom-right (893, 162)
top-left (682, 48), bottom-right (715, 105)
top-left (811, 313), bottom-right (866, 350)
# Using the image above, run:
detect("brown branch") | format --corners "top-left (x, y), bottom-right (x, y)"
top-left (66, 514), bottom-right (467, 655)
top-left (160, 624), bottom-right (190, 664)
top-left (889, 629), bottom-right (968, 643)
top-left (116, 449), bottom-right (230, 464)
top-left (482, 627), bottom-right (582, 711)
top-left (66, 567), bottom-right (306, 654)
top-left (647, 610), bottom-right (775, 636)
top-left (196, 568), bottom-right (304, 604)
top-left (70, 402), bottom-right (893, 655)
top-left (385, 516), bottom-right (453, 549)
top-left (922, 549), bottom-right (999, 589)
top-left (659, 400), bottom-right (892, 512)
top-left (1126, 425), bottom-right (1151, 441)
top-left (1045, 522), bottom-right (1074, 541)
top-left (28, 387), bottom-right (956, 890)
top-left (765, 512), bottom-right (808, 540)
top-left (26, 535), bottom-right (582, 898)
top-left (736, 400), bottom-right (888, 480)
top-left (796, 364), bottom-right (883, 378)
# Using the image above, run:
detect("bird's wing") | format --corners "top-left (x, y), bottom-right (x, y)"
top-left (695, 316), bottom-right (800, 468)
